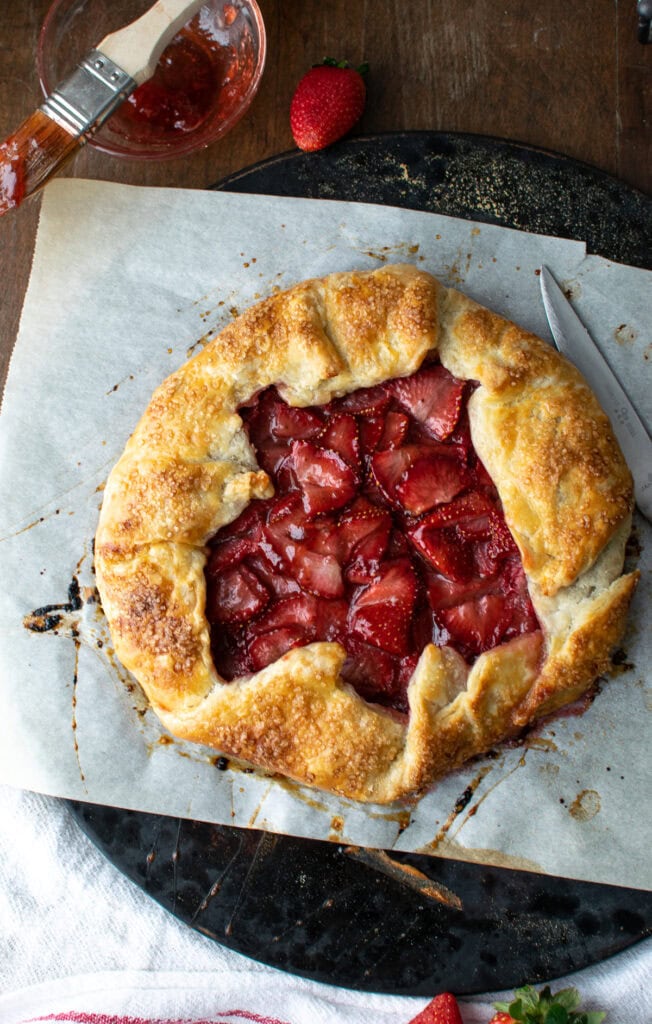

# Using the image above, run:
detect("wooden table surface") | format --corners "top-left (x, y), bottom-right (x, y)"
top-left (0, 0), bottom-right (650, 392)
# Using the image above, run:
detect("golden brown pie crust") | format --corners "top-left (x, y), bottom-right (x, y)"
top-left (95, 265), bottom-right (638, 803)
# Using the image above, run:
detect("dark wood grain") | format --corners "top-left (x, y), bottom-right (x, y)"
top-left (0, 0), bottom-right (649, 393)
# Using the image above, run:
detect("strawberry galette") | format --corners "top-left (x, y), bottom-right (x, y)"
top-left (95, 265), bottom-right (638, 803)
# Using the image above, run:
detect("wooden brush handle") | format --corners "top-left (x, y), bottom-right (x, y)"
top-left (98, 0), bottom-right (206, 85)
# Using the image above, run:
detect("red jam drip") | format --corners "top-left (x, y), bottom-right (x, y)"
top-left (108, 11), bottom-right (256, 142)
top-left (206, 361), bottom-right (539, 713)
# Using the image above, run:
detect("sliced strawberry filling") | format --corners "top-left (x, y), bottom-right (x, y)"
top-left (205, 360), bottom-right (539, 713)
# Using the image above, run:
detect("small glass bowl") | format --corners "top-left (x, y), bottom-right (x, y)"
top-left (37, 0), bottom-right (266, 160)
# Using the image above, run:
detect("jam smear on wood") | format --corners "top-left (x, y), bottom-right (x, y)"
top-left (205, 361), bottom-right (539, 713)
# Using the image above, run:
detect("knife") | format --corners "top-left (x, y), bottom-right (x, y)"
top-left (540, 265), bottom-right (652, 521)
top-left (0, 0), bottom-right (205, 217)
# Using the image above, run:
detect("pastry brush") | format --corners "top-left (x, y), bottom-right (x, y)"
top-left (0, 0), bottom-right (206, 217)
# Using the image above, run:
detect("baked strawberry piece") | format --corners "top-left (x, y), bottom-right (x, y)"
top-left (205, 360), bottom-right (539, 712)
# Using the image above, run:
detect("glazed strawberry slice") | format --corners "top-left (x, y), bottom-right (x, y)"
top-left (358, 415), bottom-right (385, 457)
top-left (319, 414), bottom-right (360, 471)
top-left (268, 399), bottom-right (323, 440)
top-left (338, 499), bottom-right (392, 561)
top-left (249, 593), bottom-right (319, 638)
top-left (396, 653), bottom-right (421, 703)
top-left (215, 499), bottom-right (270, 541)
top-left (206, 534), bottom-right (257, 575)
top-left (267, 491), bottom-right (304, 523)
top-left (389, 364), bottom-right (465, 440)
top-left (447, 408), bottom-right (474, 460)
top-left (263, 499), bottom-right (345, 596)
top-left (408, 520), bottom-right (474, 582)
top-left (246, 555), bottom-right (301, 599)
top-left (331, 384), bottom-right (391, 416)
top-left (396, 454), bottom-right (470, 514)
top-left (206, 564), bottom-right (269, 624)
top-left (345, 518), bottom-right (392, 583)
top-left (249, 626), bottom-right (307, 671)
top-left (372, 446), bottom-right (469, 514)
top-left (340, 637), bottom-right (398, 704)
top-left (378, 410), bottom-right (410, 450)
top-left (387, 527), bottom-right (410, 559)
top-left (207, 508), bottom-right (269, 573)
top-left (349, 559), bottom-right (417, 656)
top-left (291, 439), bottom-right (357, 515)
top-left (211, 629), bottom-right (252, 679)
top-left (262, 494), bottom-right (306, 566)
top-left (245, 388), bottom-right (323, 448)
top-left (308, 518), bottom-right (345, 559)
top-left (439, 593), bottom-right (512, 657)
top-left (420, 490), bottom-right (495, 528)
top-left (256, 442), bottom-right (294, 486)
top-left (371, 445), bottom-right (420, 502)
top-left (248, 593), bottom-right (348, 648)
top-left (425, 567), bottom-right (493, 609)
top-left (316, 597), bottom-right (349, 642)
top-left (294, 548), bottom-right (344, 598)
top-left (474, 455), bottom-right (497, 491)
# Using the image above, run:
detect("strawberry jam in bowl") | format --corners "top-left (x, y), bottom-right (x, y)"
top-left (38, 0), bottom-right (265, 159)
top-left (205, 361), bottom-right (540, 715)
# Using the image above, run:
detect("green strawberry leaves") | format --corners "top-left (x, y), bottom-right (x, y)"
top-left (493, 986), bottom-right (606, 1024)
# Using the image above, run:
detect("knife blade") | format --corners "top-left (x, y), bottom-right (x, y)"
top-left (540, 265), bottom-right (652, 521)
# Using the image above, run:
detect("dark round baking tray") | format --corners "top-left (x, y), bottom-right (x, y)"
top-left (218, 131), bottom-right (651, 268)
top-left (70, 132), bottom-right (651, 996)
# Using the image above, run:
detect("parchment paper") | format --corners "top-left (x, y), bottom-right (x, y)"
top-left (0, 179), bottom-right (649, 889)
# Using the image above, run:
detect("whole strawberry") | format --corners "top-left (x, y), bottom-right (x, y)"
top-left (290, 58), bottom-right (367, 152)
top-left (408, 992), bottom-right (464, 1024)
top-left (488, 985), bottom-right (606, 1024)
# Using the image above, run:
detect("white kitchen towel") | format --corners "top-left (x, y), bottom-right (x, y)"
top-left (0, 785), bottom-right (649, 1022)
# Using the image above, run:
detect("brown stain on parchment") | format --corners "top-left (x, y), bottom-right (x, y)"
top-left (422, 763), bottom-right (496, 852)
top-left (614, 324), bottom-right (638, 346)
top-left (562, 279), bottom-right (581, 301)
top-left (568, 788), bottom-right (601, 822)
top-left (23, 575), bottom-right (84, 635)
top-left (23, 567), bottom-right (90, 789)
top-left (362, 242), bottom-right (424, 263)
top-left (422, 836), bottom-right (543, 875)
top-left (69, 637), bottom-right (86, 785)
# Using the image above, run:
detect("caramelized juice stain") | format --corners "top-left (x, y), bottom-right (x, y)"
top-left (362, 241), bottom-right (425, 263)
top-left (421, 763), bottom-right (498, 853)
top-left (422, 836), bottom-right (543, 874)
top-left (328, 814), bottom-right (345, 841)
top-left (2, 516), bottom-right (46, 540)
top-left (23, 575), bottom-right (83, 633)
top-left (365, 805), bottom-right (413, 835)
top-left (343, 846), bottom-right (463, 910)
top-left (186, 331), bottom-right (213, 358)
top-left (105, 373), bottom-right (135, 395)
top-left (70, 637), bottom-right (86, 786)
top-left (568, 788), bottom-right (601, 822)
top-left (270, 774), bottom-right (331, 814)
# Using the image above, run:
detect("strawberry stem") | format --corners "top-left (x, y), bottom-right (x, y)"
top-left (316, 57), bottom-right (369, 77)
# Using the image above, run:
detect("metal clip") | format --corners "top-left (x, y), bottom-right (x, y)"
top-left (40, 50), bottom-right (136, 137)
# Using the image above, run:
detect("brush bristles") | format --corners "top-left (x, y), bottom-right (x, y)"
top-left (0, 110), bottom-right (80, 215)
